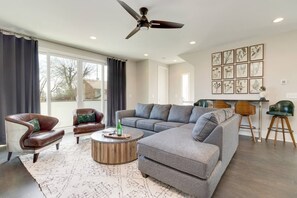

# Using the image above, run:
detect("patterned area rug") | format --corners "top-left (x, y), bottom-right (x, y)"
top-left (20, 139), bottom-right (190, 198)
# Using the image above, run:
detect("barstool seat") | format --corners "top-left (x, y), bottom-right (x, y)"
top-left (213, 100), bottom-right (231, 109)
top-left (265, 100), bottom-right (296, 147)
top-left (235, 101), bottom-right (256, 142)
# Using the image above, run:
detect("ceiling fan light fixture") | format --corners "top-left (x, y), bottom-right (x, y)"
top-left (273, 17), bottom-right (284, 23)
top-left (140, 26), bottom-right (149, 31)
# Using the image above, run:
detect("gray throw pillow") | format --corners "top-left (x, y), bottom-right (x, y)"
top-left (192, 108), bottom-right (234, 142)
top-left (168, 105), bottom-right (193, 123)
top-left (135, 103), bottom-right (154, 118)
top-left (189, 106), bottom-right (216, 123)
top-left (149, 104), bottom-right (171, 121)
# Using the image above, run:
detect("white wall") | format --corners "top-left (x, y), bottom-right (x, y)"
top-left (126, 60), bottom-right (138, 109)
top-left (180, 30), bottom-right (297, 141)
top-left (148, 60), bottom-right (168, 103)
top-left (135, 59), bottom-right (169, 104)
top-left (136, 60), bottom-right (149, 103)
top-left (169, 62), bottom-right (195, 105)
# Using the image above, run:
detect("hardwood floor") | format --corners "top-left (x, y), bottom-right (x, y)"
top-left (1, 135), bottom-right (297, 198)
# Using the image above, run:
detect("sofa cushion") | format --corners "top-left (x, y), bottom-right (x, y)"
top-left (149, 104), bottom-right (171, 121)
top-left (192, 108), bottom-right (235, 142)
top-left (138, 127), bottom-right (220, 179)
top-left (136, 119), bottom-right (163, 131)
top-left (179, 123), bottom-right (195, 130)
top-left (167, 105), bottom-right (193, 123)
top-left (154, 122), bottom-right (185, 132)
top-left (24, 129), bottom-right (65, 147)
top-left (73, 123), bottom-right (105, 134)
top-left (189, 106), bottom-right (216, 123)
top-left (121, 117), bottom-right (144, 128)
top-left (135, 103), bottom-right (154, 118)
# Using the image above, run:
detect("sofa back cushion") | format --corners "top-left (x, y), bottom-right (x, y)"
top-left (189, 106), bottom-right (216, 123)
top-left (149, 104), bottom-right (171, 121)
top-left (168, 105), bottom-right (193, 123)
top-left (135, 103), bottom-right (154, 118)
top-left (192, 108), bottom-right (234, 142)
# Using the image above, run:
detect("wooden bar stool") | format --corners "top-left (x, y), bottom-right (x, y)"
top-left (265, 100), bottom-right (296, 147)
top-left (235, 101), bottom-right (256, 142)
top-left (213, 100), bottom-right (231, 109)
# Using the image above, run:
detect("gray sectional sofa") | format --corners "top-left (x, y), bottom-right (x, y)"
top-left (116, 103), bottom-right (240, 198)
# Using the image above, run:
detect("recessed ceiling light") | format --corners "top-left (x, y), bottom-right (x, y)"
top-left (273, 17), bottom-right (284, 23)
top-left (144, 53), bottom-right (149, 57)
top-left (189, 41), bottom-right (196, 45)
top-left (90, 36), bottom-right (97, 40)
top-left (173, 60), bottom-right (177, 62)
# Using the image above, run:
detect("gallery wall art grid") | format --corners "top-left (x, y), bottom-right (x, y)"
top-left (211, 44), bottom-right (264, 95)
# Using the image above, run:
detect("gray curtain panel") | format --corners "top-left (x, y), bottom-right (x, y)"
top-left (107, 58), bottom-right (126, 126)
top-left (0, 32), bottom-right (40, 144)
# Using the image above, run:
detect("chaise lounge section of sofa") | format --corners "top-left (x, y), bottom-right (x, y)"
top-left (116, 103), bottom-right (240, 197)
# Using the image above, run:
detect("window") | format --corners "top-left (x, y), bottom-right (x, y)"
top-left (39, 53), bottom-right (107, 128)
top-left (182, 73), bottom-right (191, 105)
top-left (82, 62), bottom-right (107, 116)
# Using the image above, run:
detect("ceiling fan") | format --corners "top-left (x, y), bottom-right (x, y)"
top-left (117, 0), bottom-right (184, 39)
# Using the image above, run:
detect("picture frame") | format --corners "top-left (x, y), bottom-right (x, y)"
top-left (223, 50), bottom-right (234, 64)
top-left (212, 81), bottom-right (222, 94)
top-left (235, 79), bottom-right (248, 94)
top-left (223, 80), bottom-right (234, 94)
top-left (236, 63), bottom-right (248, 78)
top-left (250, 44), bottom-right (264, 61)
top-left (223, 65), bottom-right (234, 79)
top-left (249, 78), bottom-right (263, 94)
top-left (235, 47), bottom-right (248, 63)
top-left (250, 61), bottom-right (263, 77)
top-left (212, 52), bottom-right (222, 66)
top-left (212, 66), bottom-right (222, 80)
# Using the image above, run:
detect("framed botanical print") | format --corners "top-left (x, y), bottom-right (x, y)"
top-left (212, 52), bottom-right (222, 66)
top-left (212, 81), bottom-right (222, 94)
top-left (223, 80), bottom-right (234, 94)
top-left (250, 44), bottom-right (264, 61)
top-left (235, 79), bottom-right (248, 94)
top-left (235, 47), bottom-right (248, 63)
top-left (223, 65), bottom-right (234, 79)
top-left (236, 63), bottom-right (248, 78)
top-left (212, 66), bottom-right (222, 79)
top-left (250, 61), bottom-right (263, 77)
top-left (249, 78), bottom-right (263, 94)
top-left (223, 50), bottom-right (234, 64)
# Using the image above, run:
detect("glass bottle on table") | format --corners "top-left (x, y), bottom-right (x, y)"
top-left (116, 119), bottom-right (122, 136)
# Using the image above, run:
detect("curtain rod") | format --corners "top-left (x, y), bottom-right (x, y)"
top-left (0, 28), bottom-right (37, 40)
top-left (0, 28), bottom-right (129, 62)
top-left (108, 57), bottom-right (127, 62)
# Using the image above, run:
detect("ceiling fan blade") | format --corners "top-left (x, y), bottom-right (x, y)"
top-left (126, 26), bottom-right (140, 39)
top-left (117, 0), bottom-right (141, 21)
top-left (150, 20), bottom-right (184, 29)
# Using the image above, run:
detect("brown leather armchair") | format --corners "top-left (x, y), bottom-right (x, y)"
top-left (5, 113), bottom-right (65, 163)
top-left (73, 108), bottom-right (105, 144)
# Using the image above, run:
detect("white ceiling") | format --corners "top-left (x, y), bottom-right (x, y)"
top-left (0, 0), bottom-right (297, 64)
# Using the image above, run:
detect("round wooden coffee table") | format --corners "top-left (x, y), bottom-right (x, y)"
top-left (91, 127), bottom-right (144, 164)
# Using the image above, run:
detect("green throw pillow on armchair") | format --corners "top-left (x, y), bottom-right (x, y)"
top-left (77, 113), bottom-right (96, 124)
top-left (28, 118), bottom-right (41, 132)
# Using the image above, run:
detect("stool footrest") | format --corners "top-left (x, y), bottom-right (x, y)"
top-left (267, 127), bottom-right (294, 133)
top-left (240, 125), bottom-right (256, 130)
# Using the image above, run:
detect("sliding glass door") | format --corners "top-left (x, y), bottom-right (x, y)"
top-left (39, 53), bottom-right (107, 128)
